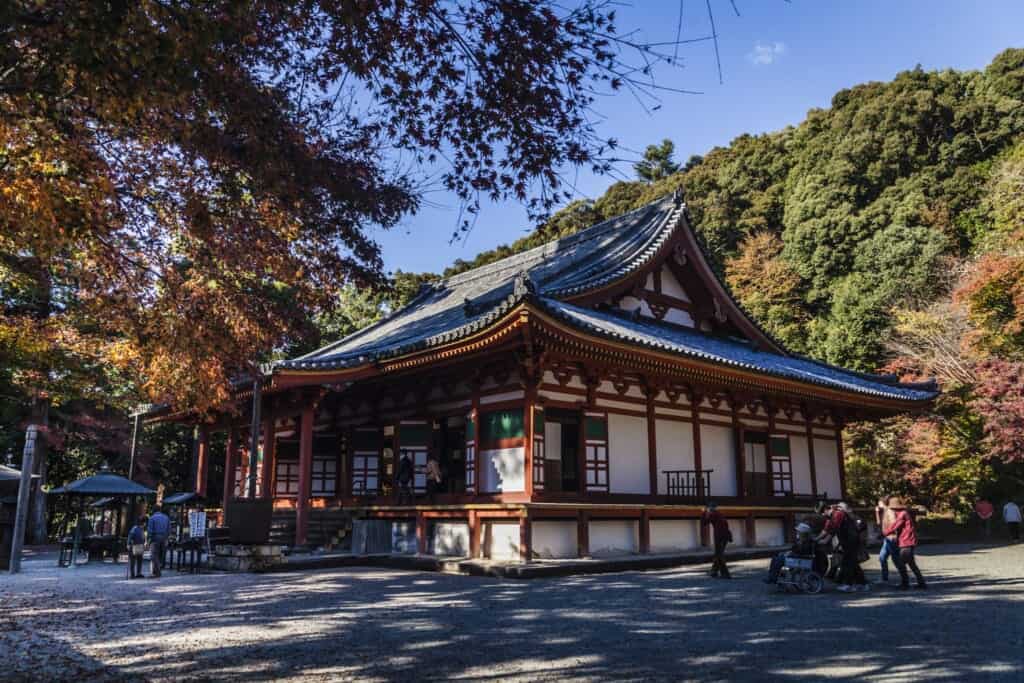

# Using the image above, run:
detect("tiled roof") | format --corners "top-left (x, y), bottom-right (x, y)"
top-left (279, 196), bottom-right (683, 370)
top-left (537, 299), bottom-right (936, 402)
top-left (277, 195), bottom-right (936, 404)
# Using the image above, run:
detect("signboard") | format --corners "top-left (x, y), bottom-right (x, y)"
top-left (188, 510), bottom-right (207, 538)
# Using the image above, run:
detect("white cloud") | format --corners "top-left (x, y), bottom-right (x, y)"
top-left (749, 41), bottom-right (787, 66)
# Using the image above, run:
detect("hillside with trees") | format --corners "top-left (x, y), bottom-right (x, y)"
top-left (380, 49), bottom-right (1024, 515)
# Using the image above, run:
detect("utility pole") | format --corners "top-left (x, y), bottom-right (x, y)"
top-left (9, 425), bottom-right (38, 574)
top-left (247, 371), bottom-right (262, 499)
top-left (127, 410), bottom-right (143, 481)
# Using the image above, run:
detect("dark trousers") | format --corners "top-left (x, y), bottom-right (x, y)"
top-left (711, 538), bottom-right (730, 578)
top-left (767, 552), bottom-right (786, 582)
top-left (896, 546), bottom-right (926, 587)
top-left (130, 552), bottom-right (144, 577)
top-left (150, 537), bottom-right (167, 577)
top-left (1009, 522), bottom-right (1020, 541)
top-left (839, 544), bottom-right (866, 585)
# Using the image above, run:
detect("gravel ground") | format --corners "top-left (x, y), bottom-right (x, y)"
top-left (1, 543), bottom-right (1022, 682)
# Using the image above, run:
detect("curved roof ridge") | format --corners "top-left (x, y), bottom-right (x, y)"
top-left (438, 195), bottom-right (674, 290)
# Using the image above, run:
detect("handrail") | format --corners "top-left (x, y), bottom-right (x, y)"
top-left (662, 469), bottom-right (712, 499)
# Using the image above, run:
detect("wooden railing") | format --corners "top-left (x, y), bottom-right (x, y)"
top-left (663, 469), bottom-right (712, 500)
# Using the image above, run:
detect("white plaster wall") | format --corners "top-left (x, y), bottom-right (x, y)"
top-left (701, 424), bottom-right (737, 497)
top-left (432, 522), bottom-right (470, 556)
top-left (486, 522), bottom-right (521, 560)
top-left (595, 398), bottom-right (645, 412)
top-left (532, 521), bottom-right (577, 559)
top-left (755, 518), bottom-right (786, 547)
top-left (789, 434), bottom-right (814, 496)
top-left (480, 390), bottom-right (525, 405)
top-left (660, 265), bottom-right (690, 301)
top-left (539, 389), bottom-right (582, 404)
top-left (664, 308), bottom-right (696, 327)
top-left (654, 419), bottom-right (695, 493)
top-left (726, 518), bottom-right (746, 547)
top-left (589, 520), bottom-right (638, 556)
top-left (814, 438), bottom-right (842, 499)
top-left (481, 447), bottom-right (525, 493)
top-left (608, 413), bottom-right (650, 494)
top-left (649, 519), bottom-right (701, 552)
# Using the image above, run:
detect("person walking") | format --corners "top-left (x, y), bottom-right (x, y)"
top-left (883, 497), bottom-right (926, 590)
top-left (876, 496), bottom-right (898, 583)
top-left (820, 502), bottom-right (868, 592)
top-left (146, 506), bottom-right (171, 578)
top-left (1003, 500), bottom-right (1021, 542)
top-left (127, 515), bottom-right (147, 579)
top-left (700, 502), bottom-right (732, 579)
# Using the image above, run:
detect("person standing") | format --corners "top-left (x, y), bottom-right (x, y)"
top-left (1003, 500), bottom-right (1021, 541)
top-left (820, 502), bottom-right (868, 592)
top-left (425, 455), bottom-right (443, 503)
top-left (883, 497), bottom-right (926, 590)
top-left (127, 515), bottom-right (147, 579)
top-left (396, 453), bottom-right (414, 505)
top-left (700, 502), bottom-right (732, 579)
top-left (876, 496), bottom-right (898, 583)
top-left (146, 506), bottom-right (171, 578)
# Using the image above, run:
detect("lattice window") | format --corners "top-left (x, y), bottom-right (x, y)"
top-left (769, 435), bottom-right (794, 496)
top-left (352, 452), bottom-right (379, 495)
top-left (311, 457), bottom-right (337, 496)
top-left (532, 407), bottom-right (545, 490)
top-left (275, 460), bottom-right (300, 496)
top-left (584, 413), bottom-right (609, 492)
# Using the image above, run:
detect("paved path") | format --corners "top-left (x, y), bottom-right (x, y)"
top-left (1, 543), bottom-right (1022, 682)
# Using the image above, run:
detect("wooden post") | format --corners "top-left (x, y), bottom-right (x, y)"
top-left (639, 509), bottom-right (651, 554)
top-left (645, 386), bottom-right (658, 497)
top-left (692, 394), bottom-right (703, 495)
top-left (223, 427), bottom-right (238, 507)
top-left (471, 381), bottom-right (482, 498)
top-left (836, 426), bottom-right (847, 500)
top-left (194, 425), bottom-right (209, 497)
top-left (731, 401), bottom-right (745, 499)
top-left (261, 416), bottom-right (275, 499)
top-left (784, 512), bottom-right (796, 543)
top-left (805, 417), bottom-right (818, 497)
top-left (469, 509), bottom-right (481, 558)
top-left (416, 512), bottom-right (428, 554)
top-left (295, 405), bottom-right (314, 546)
top-left (577, 510), bottom-right (590, 558)
top-left (247, 375), bottom-right (262, 499)
top-left (524, 389), bottom-right (535, 499)
top-left (519, 510), bottom-right (532, 562)
top-left (745, 514), bottom-right (756, 548)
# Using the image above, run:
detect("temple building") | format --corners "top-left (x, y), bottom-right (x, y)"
top-left (171, 193), bottom-right (937, 560)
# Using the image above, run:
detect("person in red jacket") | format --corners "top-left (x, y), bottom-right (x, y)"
top-left (883, 497), bottom-right (927, 590)
top-left (701, 502), bottom-right (732, 579)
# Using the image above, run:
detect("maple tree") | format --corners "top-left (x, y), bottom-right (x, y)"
top-left (0, 0), bottom-right (678, 414)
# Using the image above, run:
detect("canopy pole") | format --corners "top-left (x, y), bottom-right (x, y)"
top-left (128, 412), bottom-right (142, 481)
top-left (8, 425), bottom-right (38, 574)
top-left (247, 374), bottom-right (262, 499)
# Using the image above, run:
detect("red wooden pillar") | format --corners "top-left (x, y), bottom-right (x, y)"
top-left (261, 416), bottom-right (276, 500)
top-left (295, 405), bottom-right (314, 546)
top-left (836, 427), bottom-right (848, 500)
top-left (639, 509), bottom-right (651, 554)
top-left (468, 509), bottom-right (481, 558)
top-left (745, 514), bottom-right (756, 548)
top-left (577, 510), bottom-right (590, 558)
top-left (805, 416), bottom-right (819, 497)
top-left (784, 512), bottom-right (796, 543)
top-left (416, 512), bottom-right (428, 554)
top-left (519, 510), bottom-right (532, 562)
top-left (194, 425), bottom-right (209, 497)
top-left (646, 389), bottom-right (658, 496)
top-left (524, 389), bottom-right (535, 499)
top-left (222, 427), bottom-right (238, 507)
top-left (692, 394), bottom-right (704, 497)
top-left (732, 402), bottom-right (746, 499)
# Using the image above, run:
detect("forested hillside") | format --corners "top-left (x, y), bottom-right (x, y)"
top-left (359, 49), bottom-right (1024, 514)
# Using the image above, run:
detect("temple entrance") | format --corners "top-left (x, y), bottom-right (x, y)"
top-left (439, 416), bottom-right (466, 494)
top-left (543, 409), bottom-right (581, 493)
top-left (744, 431), bottom-right (793, 497)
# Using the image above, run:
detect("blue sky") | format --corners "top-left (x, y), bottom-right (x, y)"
top-left (371, 0), bottom-right (1024, 274)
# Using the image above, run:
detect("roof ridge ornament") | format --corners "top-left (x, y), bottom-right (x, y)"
top-left (513, 270), bottom-right (536, 298)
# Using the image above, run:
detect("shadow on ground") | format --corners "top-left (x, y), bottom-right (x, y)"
top-left (2, 543), bottom-right (1022, 682)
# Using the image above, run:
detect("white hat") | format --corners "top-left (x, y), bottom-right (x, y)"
top-left (795, 523), bottom-right (812, 534)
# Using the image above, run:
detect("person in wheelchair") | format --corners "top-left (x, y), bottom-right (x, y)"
top-left (764, 522), bottom-right (816, 584)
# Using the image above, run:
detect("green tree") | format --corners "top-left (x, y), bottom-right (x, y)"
top-left (634, 139), bottom-right (680, 182)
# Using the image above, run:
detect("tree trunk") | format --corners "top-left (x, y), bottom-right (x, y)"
top-left (27, 401), bottom-right (49, 544)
